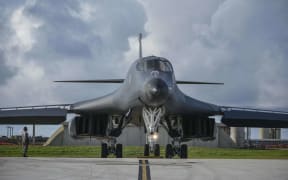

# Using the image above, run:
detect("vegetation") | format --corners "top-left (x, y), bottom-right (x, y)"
top-left (0, 145), bottom-right (288, 159)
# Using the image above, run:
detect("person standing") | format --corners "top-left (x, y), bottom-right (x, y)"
top-left (22, 126), bottom-right (29, 157)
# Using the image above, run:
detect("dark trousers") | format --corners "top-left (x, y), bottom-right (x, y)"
top-left (22, 144), bottom-right (28, 157)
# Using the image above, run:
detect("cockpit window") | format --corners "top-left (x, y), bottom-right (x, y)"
top-left (136, 60), bottom-right (173, 72)
top-left (136, 61), bottom-right (145, 71)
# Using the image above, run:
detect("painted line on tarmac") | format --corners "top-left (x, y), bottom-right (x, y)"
top-left (138, 159), bottom-right (151, 180)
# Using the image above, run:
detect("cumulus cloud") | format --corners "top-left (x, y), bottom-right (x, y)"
top-left (0, 51), bottom-right (15, 85)
top-left (0, 0), bottom-right (147, 136)
top-left (133, 0), bottom-right (288, 109)
top-left (0, 0), bottom-right (146, 106)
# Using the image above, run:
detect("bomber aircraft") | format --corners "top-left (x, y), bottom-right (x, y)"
top-left (1, 34), bottom-right (288, 158)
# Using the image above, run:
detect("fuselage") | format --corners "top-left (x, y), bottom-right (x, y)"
top-left (131, 56), bottom-right (175, 107)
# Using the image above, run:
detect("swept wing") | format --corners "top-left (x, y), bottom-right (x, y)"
top-left (221, 106), bottom-right (288, 128)
top-left (0, 104), bottom-right (70, 124)
top-left (54, 79), bottom-right (223, 85)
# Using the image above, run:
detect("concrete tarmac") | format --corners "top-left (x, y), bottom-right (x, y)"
top-left (0, 158), bottom-right (287, 180)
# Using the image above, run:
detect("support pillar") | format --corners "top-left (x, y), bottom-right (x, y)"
top-left (230, 127), bottom-right (245, 147)
top-left (33, 124), bottom-right (36, 144)
top-left (275, 128), bottom-right (281, 139)
top-left (259, 128), bottom-right (269, 139)
top-left (6, 126), bottom-right (13, 137)
top-left (246, 127), bottom-right (251, 146)
top-left (270, 128), bottom-right (281, 139)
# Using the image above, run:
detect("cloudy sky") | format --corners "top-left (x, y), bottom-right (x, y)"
top-left (0, 0), bottom-right (287, 137)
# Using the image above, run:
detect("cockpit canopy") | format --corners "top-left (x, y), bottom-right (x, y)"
top-left (136, 57), bottom-right (173, 72)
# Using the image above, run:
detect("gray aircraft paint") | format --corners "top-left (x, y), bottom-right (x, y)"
top-left (1, 55), bottom-right (288, 128)
top-left (67, 55), bottom-right (288, 129)
top-left (70, 56), bottom-right (220, 116)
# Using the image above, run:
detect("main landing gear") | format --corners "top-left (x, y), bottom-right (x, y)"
top-left (101, 110), bottom-right (132, 158)
top-left (161, 115), bottom-right (188, 159)
top-left (101, 139), bottom-right (123, 158)
top-left (165, 138), bottom-right (188, 159)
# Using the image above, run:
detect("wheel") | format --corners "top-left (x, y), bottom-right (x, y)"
top-left (180, 144), bottom-right (188, 159)
top-left (116, 144), bottom-right (123, 158)
top-left (165, 144), bottom-right (173, 158)
top-left (101, 143), bottom-right (108, 158)
top-left (154, 144), bottom-right (160, 157)
top-left (144, 144), bottom-right (150, 156)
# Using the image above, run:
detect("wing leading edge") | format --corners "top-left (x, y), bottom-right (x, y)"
top-left (54, 79), bottom-right (223, 85)
top-left (54, 79), bottom-right (124, 83)
top-left (221, 107), bottom-right (288, 128)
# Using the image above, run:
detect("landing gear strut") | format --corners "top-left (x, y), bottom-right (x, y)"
top-left (162, 116), bottom-right (188, 159)
top-left (142, 106), bottom-right (165, 156)
top-left (101, 110), bottom-right (132, 158)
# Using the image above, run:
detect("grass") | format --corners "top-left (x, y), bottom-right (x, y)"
top-left (0, 145), bottom-right (288, 159)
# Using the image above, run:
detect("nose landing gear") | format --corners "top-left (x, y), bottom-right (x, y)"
top-left (142, 106), bottom-right (165, 157)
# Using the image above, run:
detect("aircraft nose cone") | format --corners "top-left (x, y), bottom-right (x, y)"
top-left (150, 87), bottom-right (159, 95)
top-left (144, 78), bottom-right (169, 106)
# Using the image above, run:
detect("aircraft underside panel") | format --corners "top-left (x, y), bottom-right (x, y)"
top-left (181, 115), bottom-right (215, 141)
top-left (222, 109), bottom-right (288, 128)
top-left (70, 113), bottom-right (125, 138)
top-left (73, 114), bottom-right (109, 137)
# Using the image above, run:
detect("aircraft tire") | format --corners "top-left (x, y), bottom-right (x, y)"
top-left (101, 143), bottom-right (108, 158)
top-left (154, 144), bottom-right (160, 156)
top-left (180, 144), bottom-right (188, 159)
top-left (165, 144), bottom-right (173, 158)
top-left (144, 144), bottom-right (149, 156)
top-left (116, 144), bottom-right (123, 158)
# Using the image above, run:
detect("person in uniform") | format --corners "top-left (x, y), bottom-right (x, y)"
top-left (22, 126), bottom-right (29, 157)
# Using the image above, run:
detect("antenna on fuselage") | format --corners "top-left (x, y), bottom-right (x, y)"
top-left (139, 33), bottom-right (142, 59)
